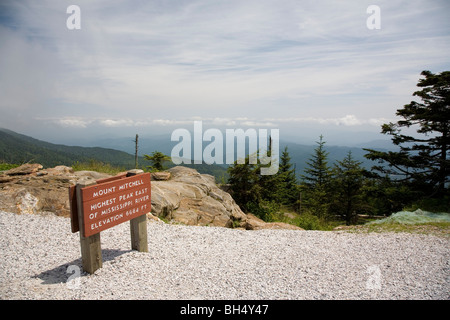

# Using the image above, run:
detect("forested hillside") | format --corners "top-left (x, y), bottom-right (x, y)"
top-left (0, 128), bottom-right (229, 179)
top-left (0, 128), bottom-right (143, 168)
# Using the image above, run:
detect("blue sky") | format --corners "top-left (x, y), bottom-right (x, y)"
top-left (0, 0), bottom-right (449, 145)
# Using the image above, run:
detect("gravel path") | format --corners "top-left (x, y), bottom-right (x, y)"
top-left (0, 211), bottom-right (448, 300)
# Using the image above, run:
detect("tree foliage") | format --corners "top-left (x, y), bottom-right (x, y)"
top-left (0, 128), bottom-right (140, 169)
top-left (365, 70), bottom-right (450, 197)
top-left (278, 146), bottom-right (299, 205)
top-left (226, 71), bottom-right (450, 227)
top-left (227, 146), bottom-right (298, 219)
top-left (227, 155), bottom-right (262, 213)
top-left (329, 151), bottom-right (365, 225)
top-left (301, 135), bottom-right (331, 188)
top-left (144, 151), bottom-right (171, 171)
top-left (300, 135), bottom-right (333, 219)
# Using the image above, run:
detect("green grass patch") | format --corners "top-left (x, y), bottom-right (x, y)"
top-left (0, 162), bottom-right (20, 171)
top-left (336, 209), bottom-right (450, 237)
top-left (343, 221), bottom-right (450, 238)
top-left (252, 204), bottom-right (343, 231)
top-left (72, 159), bottom-right (126, 175)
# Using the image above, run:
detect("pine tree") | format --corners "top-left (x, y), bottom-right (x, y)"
top-left (228, 143), bottom-right (286, 220)
top-left (302, 135), bottom-right (332, 188)
top-left (365, 70), bottom-right (449, 198)
top-left (144, 151), bottom-right (170, 171)
top-left (227, 156), bottom-right (261, 213)
top-left (278, 146), bottom-right (298, 206)
top-left (330, 151), bottom-right (365, 225)
top-left (301, 135), bottom-right (332, 219)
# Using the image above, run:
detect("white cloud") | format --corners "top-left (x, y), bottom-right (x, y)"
top-left (264, 115), bottom-right (395, 127)
top-left (99, 119), bottom-right (135, 127)
top-left (240, 121), bottom-right (277, 127)
top-left (55, 118), bottom-right (91, 128)
top-left (211, 118), bottom-right (237, 126)
top-left (47, 115), bottom-right (394, 131)
top-left (336, 115), bottom-right (361, 126)
top-left (1, 0), bottom-right (449, 141)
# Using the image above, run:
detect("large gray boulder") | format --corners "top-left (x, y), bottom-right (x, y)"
top-left (151, 166), bottom-right (248, 228)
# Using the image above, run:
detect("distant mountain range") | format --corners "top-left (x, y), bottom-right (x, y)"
top-left (0, 128), bottom-right (394, 181)
top-left (0, 128), bottom-right (229, 179)
top-left (82, 133), bottom-right (393, 176)
top-left (0, 128), bottom-right (140, 168)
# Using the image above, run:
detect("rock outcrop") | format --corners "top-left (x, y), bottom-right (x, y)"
top-left (0, 164), bottom-right (110, 216)
top-left (0, 164), bottom-right (302, 230)
top-left (151, 166), bottom-right (247, 228)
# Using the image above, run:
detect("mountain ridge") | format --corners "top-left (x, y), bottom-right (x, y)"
top-left (0, 128), bottom-right (139, 168)
top-left (0, 128), bottom-right (388, 180)
top-left (0, 128), bottom-right (229, 179)
top-left (67, 132), bottom-right (388, 175)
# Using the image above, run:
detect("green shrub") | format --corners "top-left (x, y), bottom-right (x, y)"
top-left (0, 162), bottom-right (20, 171)
top-left (246, 200), bottom-right (280, 222)
top-left (72, 159), bottom-right (125, 175)
top-left (293, 212), bottom-right (321, 230)
top-left (291, 211), bottom-right (339, 230)
top-left (404, 196), bottom-right (450, 213)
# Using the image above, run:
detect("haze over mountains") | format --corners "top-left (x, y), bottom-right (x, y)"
top-left (0, 127), bottom-right (394, 180)
top-left (72, 131), bottom-right (394, 175)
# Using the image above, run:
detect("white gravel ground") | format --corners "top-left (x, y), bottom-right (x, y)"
top-left (0, 211), bottom-right (448, 300)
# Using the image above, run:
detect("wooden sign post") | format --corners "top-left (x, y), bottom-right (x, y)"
top-left (128, 170), bottom-right (148, 253)
top-left (69, 169), bottom-right (151, 274)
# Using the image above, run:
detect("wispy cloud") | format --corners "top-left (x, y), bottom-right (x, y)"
top-left (45, 115), bottom-right (393, 131)
top-left (0, 0), bottom-right (449, 142)
top-left (264, 115), bottom-right (395, 126)
top-left (55, 118), bottom-right (91, 128)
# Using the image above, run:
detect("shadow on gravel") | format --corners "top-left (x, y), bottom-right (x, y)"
top-left (33, 249), bottom-right (132, 285)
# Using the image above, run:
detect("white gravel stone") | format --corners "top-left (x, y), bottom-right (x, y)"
top-left (0, 211), bottom-right (448, 300)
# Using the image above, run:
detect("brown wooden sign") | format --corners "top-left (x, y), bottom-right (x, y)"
top-left (70, 172), bottom-right (151, 237)
top-left (69, 170), bottom-right (150, 274)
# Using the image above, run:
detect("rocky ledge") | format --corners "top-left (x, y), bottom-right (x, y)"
top-left (0, 164), bottom-right (301, 230)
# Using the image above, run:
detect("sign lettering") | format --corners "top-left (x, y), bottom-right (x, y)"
top-left (76, 173), bottom-right (151, 237)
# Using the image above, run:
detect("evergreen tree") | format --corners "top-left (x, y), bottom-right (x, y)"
top-left (363, 175), bottom-right (413, 216)
top-left (227, 156), bottom-right (261, 213)
top-left (365, 70), bottom-right (449, 198)
top-left (144, 151), bottom-right (170, 171)
top-left (301, 135), bottom-right (332, 219)
top-left (330, 151), bottom-right (365, 225)
top-left (228, 142), bottom-right (286, 220)
top-left (302, 135), bottom-right (332, 188)
top-left (278, 146), bottom-right (298, 206)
